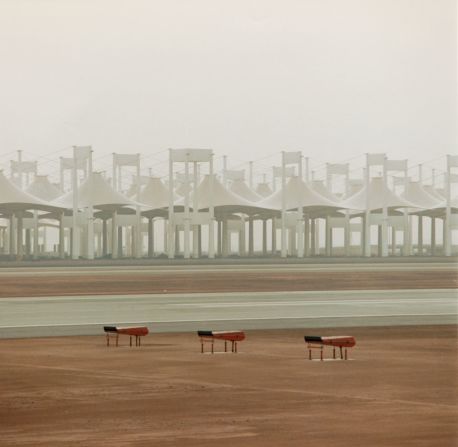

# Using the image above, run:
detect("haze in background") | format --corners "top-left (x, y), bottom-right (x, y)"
top-left (0, 0), bottom-right (456, 167)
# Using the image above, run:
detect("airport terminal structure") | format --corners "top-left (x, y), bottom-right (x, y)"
top-left (0, 148), bottom-right (457, 261)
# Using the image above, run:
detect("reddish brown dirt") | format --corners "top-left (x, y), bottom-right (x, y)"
top-left (1, 269), bottom-right (457, 297)
top-left (0, 325), bottom-right (457, 447)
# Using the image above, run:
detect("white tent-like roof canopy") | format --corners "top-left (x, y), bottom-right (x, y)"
top-left (229, 179), bottom-right (262, 202)
top-left (255, 182), bottom-right (273, 197)
top-left (0, 170), bottom-right (63, 214)
top-left (341, 177), bottom-right (417, 212)
top-left (26, 175), bottom-right (62, 201)
top-left (54, 172), bottom-right (137, 211)
top-left (138, 177), bottom-right (172, 210)
top-left (401, 180), bottom-right (443, 210)
top-left (189, 175), bottom-right (272, 215)
top-left (258, 176), bottom-right (341, 213)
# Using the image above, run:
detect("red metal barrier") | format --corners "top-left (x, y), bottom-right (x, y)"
top-left (198, 330), bottom-right (245, 353)
top-left (304, 335), bottom-right (356, 360)
top-left (104, 326), bottom-right (149, 347)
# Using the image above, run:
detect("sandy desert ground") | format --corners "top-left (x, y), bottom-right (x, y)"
top-left (0, 325), bottom-right (457, 447)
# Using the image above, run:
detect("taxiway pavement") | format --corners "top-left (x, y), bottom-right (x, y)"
top-left (1, 288), bottom-right (456, 338)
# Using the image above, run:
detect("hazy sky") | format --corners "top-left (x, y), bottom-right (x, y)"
top-left (0, 0), bottom-right (456, 176)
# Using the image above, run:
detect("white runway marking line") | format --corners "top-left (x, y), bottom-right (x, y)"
top-left (1, 288), bottom-right (456, 302)
top-left (169, 299), bottom-right (456, 308)
top-left (3, 297), bottom-right (456, 305)
top-left (1, 313), bottom-right (455, 329)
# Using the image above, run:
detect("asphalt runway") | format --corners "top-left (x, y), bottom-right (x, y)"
top-left (0, 262), bottom-right (455, 276)
top-left (1, 289), bottom-right (456, 338)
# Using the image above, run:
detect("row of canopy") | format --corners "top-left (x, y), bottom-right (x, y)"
top-left (0, 162), bottom-right (456, 260)
top-left (1, 169), bottom-right (455, 214)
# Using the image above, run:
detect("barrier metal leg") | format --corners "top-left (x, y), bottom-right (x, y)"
top-left (130, 336), bottom-right (132, 347)
top-left (116, 334), bottom-right (119, 347)
top-left (225, 341), bottom-right (227, 352)
top-left (339, 346), bottom-right (343, 359)
top-left (211, 340), bottom-right (214, 354)
top-left (320, 347), bottom-right (323, 361)
top-left (345, 348), bottom-right (348, 360)
top-left (201, 339), bottom-right (204, 353)
top-left (106, 334), bottom-right (109, 347)
top-left (333, 348), bottom-right (336, 359)
top-left (309, 348), bottom-right (312, 360)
